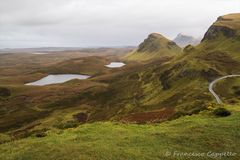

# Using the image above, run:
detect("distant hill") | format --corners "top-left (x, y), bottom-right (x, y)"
top-left (0, 46), bottom-right (136, 54)
top-left (125, 33), bottom-right (181, 61)
top-left (0, 47), bottom-right (84, 54)
top-left (173, 33), bottom-right (200, 47)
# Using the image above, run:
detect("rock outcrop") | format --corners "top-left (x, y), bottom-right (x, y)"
top-left (125, 33), bottom-right (181, 61)
top-left (202, 13), bottom-right (240, 42)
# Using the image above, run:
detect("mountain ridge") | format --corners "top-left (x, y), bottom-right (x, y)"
top-left (125, 33), bottom-right (181, 61)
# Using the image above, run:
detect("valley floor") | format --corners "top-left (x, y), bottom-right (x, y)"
top-left (0, 105), bottom-right (239, 160)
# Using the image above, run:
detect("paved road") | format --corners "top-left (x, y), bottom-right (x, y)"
top-left (209, 75), bottom-right (240, 104)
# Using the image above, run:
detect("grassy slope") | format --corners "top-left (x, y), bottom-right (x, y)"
top-left (214, 77), bottom-right (240, 104)
top-left (0, 80), bottom-right (108, 132)
top-left (199, 13), bottom-right (240, 61)
top-left (88, 40), bottom-right (240, 121)
top-left (125, 33), bottom-right (181, 61)
top-left (0, 105), bottom-right (239, 160)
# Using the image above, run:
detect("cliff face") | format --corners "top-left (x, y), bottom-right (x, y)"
top-left (202, 25), bottom-right (237, 41)
top-left (202, 13), bottom-right (240, 42)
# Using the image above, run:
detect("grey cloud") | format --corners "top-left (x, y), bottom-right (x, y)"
top-left (0, 0), bottom-right (239, 48)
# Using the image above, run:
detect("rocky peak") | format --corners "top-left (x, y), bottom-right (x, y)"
top-left (137, 33), bottom-right (179, 53)
top-left (202, 13), bottom-right (240, 42)
top-left (173, 33), bottom-right (200, 47)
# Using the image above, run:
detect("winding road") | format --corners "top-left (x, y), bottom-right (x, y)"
top-left (209, 75), bottom-right (240, 104)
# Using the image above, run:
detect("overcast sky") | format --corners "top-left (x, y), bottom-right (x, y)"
top-left (0, 0), bottom-right (239, 48)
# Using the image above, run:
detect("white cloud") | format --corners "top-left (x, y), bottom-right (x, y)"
top-left (0, 0), bottom-right (239, 48)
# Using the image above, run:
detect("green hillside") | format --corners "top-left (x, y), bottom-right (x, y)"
top-left (200, 13), bottom-right (240, 60)
top-left (0, 105), bottom-right (239, 160)
top-left (125, 33), bottom-right (181, 61)
top-left (89, 13), bottom-right (240, 122)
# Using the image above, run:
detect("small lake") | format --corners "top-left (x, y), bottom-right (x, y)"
top-left (25, 74), bottom-right (90, 86)
top-left (105, 62), bottom-right (126, 68)
top-left (32, 52), bottom-right (49, 55)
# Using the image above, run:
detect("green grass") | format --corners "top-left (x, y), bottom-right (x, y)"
top-left (0, 105), bottom-right (239, 160)
top-left (124, 33), bottom-right (181, 61)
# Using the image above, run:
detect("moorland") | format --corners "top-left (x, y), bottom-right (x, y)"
top-left (0, 13), bottom-right (240, 160)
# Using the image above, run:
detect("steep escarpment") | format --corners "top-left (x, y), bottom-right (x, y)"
top-left (125, 33), bottom-right (181, 61)
top-left (202, 25), bottom-right (237, 41)
top-left (200, 13), bottom-right (240, 61)
top-left (196, 13), bottom-right (240, 65)
top-left (202, 13), bottom-right (240, 41)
